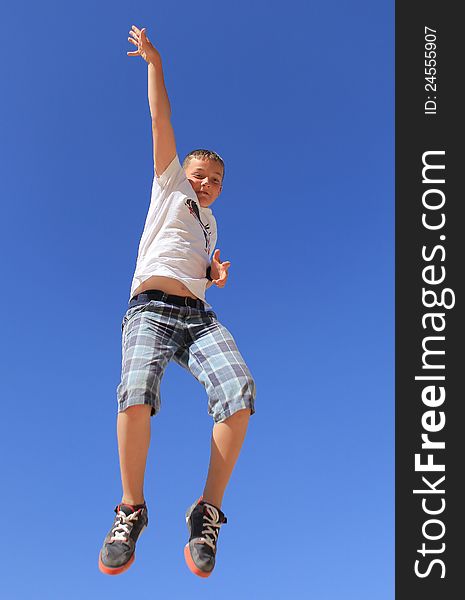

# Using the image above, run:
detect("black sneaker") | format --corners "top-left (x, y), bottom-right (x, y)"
top-left (184, 497), bottom-right (227, 578)
top-left (98, 503), bottom-right (148, 575)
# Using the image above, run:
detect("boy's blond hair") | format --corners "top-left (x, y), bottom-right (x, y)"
top-left (182, 149), bottom-right (225, 180)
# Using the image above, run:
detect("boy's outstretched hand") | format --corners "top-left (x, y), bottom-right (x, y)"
top-left (127, 25), bottom-right (160, 64)
top-left (210, 249), bottom-right (231, 288)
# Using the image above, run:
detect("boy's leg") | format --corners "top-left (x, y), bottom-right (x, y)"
top-left (100, 301), bottom-right (183, 575)
top-left (117, 404), bottom-right (152, 505)
top-left (175, 312), bottom-right (256, 504)
top-left (183, 410), bottom-right (251, 578)
top-left (176, 311), bottom-right (255, 577)
top-left (202, 407), bottom-right (251, 509)
top-left (115, 302), bottom-right (184, 502)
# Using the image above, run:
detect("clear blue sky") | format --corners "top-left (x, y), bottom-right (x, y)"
top-left (0, 1), bottom-right (393, 598)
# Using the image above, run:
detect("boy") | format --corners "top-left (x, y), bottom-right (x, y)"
top-left (98, 25), bottom-right (256, 578)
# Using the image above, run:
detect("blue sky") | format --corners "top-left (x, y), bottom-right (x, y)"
top-left (0, 1), bottom-right (393, 598)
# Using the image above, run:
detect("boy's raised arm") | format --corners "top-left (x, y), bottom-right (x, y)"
top-left (128, 25), bottom-right (177, 177)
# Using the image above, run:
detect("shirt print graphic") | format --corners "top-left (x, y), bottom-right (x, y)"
top-left (185, 198), bottom-right (211, 254)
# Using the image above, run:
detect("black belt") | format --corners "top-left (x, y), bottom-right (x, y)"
top-left (129, 289), bottom-right (205, 309)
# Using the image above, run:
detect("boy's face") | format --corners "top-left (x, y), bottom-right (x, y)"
top-left (185, 157), bottom-right (223, 208)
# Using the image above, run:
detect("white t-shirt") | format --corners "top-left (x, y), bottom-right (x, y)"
top-left (129, 155), bottom-right (217, 302)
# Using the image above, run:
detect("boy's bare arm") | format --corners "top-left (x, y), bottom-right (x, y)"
top-left (128, 25), bottom-right (176, 176)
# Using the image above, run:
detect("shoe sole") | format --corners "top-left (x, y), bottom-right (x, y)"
top-left (183, 543), bottom-right (213, 578)
top-left (98, 551), bottom-right (135, 575)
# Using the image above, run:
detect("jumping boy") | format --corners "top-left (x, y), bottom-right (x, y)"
top-left (98, 25), bottom-right (256, 578)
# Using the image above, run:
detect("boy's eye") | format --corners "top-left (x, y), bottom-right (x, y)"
top-left (193, 173), bottom-right (220, 184)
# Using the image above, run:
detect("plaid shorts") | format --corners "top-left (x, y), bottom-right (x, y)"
top-left (116, 294), bottom-right (256, 423)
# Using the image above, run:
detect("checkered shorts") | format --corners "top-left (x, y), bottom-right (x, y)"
top-left (116, 297), bottom-right (256, 423)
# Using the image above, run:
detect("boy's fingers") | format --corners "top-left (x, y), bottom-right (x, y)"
top-left (129, 30), bottom-right (138, 40)
top-left (128, 37), bottom-right (138, 46)
top-left (131, 25), bottom-right (141, 34)
top-left (127, 51), bottom-right (139, 56)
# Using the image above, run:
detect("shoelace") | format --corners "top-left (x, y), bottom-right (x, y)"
top-left (110, 509), bottom-right (141, 542)
top-left (199, 504), bottom-right (224, 551)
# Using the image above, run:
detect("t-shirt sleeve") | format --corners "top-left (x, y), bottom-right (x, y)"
top-left (146, 154), bottom-right (187, 217)
top-left (156, 154), bottom-right (184, 189)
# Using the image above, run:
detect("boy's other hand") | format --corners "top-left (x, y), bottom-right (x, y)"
top-left (210, 249), bottom-right (231, 288)
top-left (127, 25), bottom-right (160, 65)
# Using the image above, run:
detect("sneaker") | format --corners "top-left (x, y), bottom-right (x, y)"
top-left (98, 503), bottom-right (148, 575)
top-left (184, 497), bottom-right (227, 578)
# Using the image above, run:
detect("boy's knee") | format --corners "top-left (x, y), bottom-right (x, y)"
top-left (212, 372), bottom-right (256, 423)
top-left (119, 404), bottom-right (153, 417)
top-left (230, 372), bottom-right (255, 399)
top-left (215, 406), bottom-right (253, 425)
top-left (225, 407), bottom-right (251, 422)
